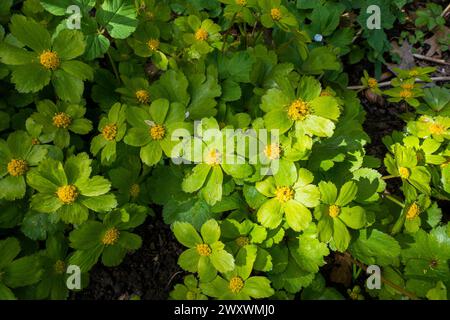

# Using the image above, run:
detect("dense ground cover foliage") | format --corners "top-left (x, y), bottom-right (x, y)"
top-left (0, 0), bottom-right (449, 300)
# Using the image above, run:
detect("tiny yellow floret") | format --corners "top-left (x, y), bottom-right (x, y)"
top-left (196, 243), bottom-right (212, 256)
top-left (52, 112), bottom-right (72, 129)
top-left (147, 39), bottom-right (160, 51)
top-left (406, 202), bottom-right (420, 220)
top-left (129, 183), bottom-right (141, 198)
top-left (328, 204), bottom-right (340, 218)
top-left (56, 185), bottom-right (78, 204)
top-left (398, 167), bottom-right (410, 179)
top-left (195, 28), bottom-right (209, 41)
top-left (7, 159), bottom-right (28, 177)
top-left (275, 186), bottom-right (294, 203)
top-left (102, 227), bottom-right (120, 245)
top-left (149, 124), bottom-right (166, 140)
top-left (229, 276), bottom-right (244, 294)
top-left (235, 236), bottom-right (250, 247)
top-left (205, 149), bottom-right (222, 166)
top-left (39, 50), bottom-right (60, 70)
top-left (287, 99), bottom-right (310, 121)
top-left (135, 90), bottom-right (150, 104)
top-left (264, 143), bottom-right (281, 160)
top-left (271, 8), bottom-right (282, 21)
top-left (102, 124), bottom-right (118, 141)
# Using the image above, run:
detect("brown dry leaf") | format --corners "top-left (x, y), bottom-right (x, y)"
top-left (389, 40), bottom-right (416, 70)
top-left (330, 253), bottom-right (353, 287)
top-left (424, 26), bottom-right (450, 57)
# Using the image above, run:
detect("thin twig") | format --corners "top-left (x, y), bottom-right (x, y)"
top-left (413, 53), bottom-right (450, 65)
top-left (345, 253), bottom-right (419, 300)
top-left (441, 3), bottom-right (450, 17)
top-left (348, 76), bottom-right (450, 90)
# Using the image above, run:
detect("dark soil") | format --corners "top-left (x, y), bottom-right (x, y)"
top-left (74, 216), bottom-right (185, 300)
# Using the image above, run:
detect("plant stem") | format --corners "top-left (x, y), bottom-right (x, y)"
top-left (348, 76), bottom-right (450, 90)
top-left (222, 13), bottom-right (238, 53)
top-left (381, 175), bottom-right (396, 180)
top-left (345, 253), bottom-right (419, 300)
top-left (384, 194), bottom-right (405, 208)
top-left (107, 51), bottom-right (120, 82)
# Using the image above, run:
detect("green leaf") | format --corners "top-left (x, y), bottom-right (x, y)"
top-left (11, 64), bottom-right (51, 93)
top-left (182, 164), bottom-right (211, 193)
top-left (0, 175), bottom-right (26, 200)
top-left (201, 219), bottom-right (220, 245)
top-left (284, 200), bottom-right (312, 232)
top-left (210, 248), bottom-right (235, 273)
top-left (4, 255), bottom-right (43, 288)
top-left (173, 221), bottom-right (202, 248)
top-left (332, 218), bottom-right (350, 252)
top-left (102, 245), bottom-right (127, 267)
top-left (53, 30), bottom-right (86, 60)
top-left (10, 15), bottom-right (51, 53)
top-left (80, 194), bottom-right (117, 212)
top-left (339, 206), bottom-right (366, 229)
top-left (178, 248), bottom-right (200, 272)
top-left (97, 0), bottom-right (138, 39)
top-left (257, 198), bottom-right (283, 229)
top-left (140, 141), bottom-right (162, 166)
top-left (290, 234), bottom-right (329, 273)
top-left (336, 181), bottom-right (358, 206)
top-left (0, 237), bottom-right (20, 269)
top-left (243, 276), bottom-right (274, 298)
top-left (202, 166), bottom-right (223, 206)
top-left (349, 229), bottom-right (401, 266)
top-left (69, 221), bottom-right (104, 249)
top-left (52, 69), bottom-right (84, 102)
top-left (77, 176), bottom-right (111, 196)
top-left (426, 281), bottom-right (447, 300)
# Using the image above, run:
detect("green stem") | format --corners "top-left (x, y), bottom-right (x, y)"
top-left (107, 51), bottom-right (120, 82)
top-left (381, 175), bottom-right (396, 180)
top-left (385, 194), bottom-right (405, 208)
top-left (222, 13), bottom-right (238, 53)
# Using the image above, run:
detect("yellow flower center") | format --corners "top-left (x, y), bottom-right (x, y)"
top-left (56, 185), bottom-right (79, 204)
top-left (186, 291), bottom-right (196, 300)
top-left (409, 70), bottom-right (419, 77)
top-left (205, 149), bottom-right (222, 166)
top-left (146, 11), bottom-right (155, 20)
top-left (39, 50), bottom-right (60, 70)
top-left (102, 124), bottom-right (118, 141)
top-left (196, 244), bottom-right (212, 256)
top-left (287, 99), bottom-right (310, 121)
top-left (135, 90), bottom-right (150, 104)
top-left (7, 159), bottom-right (28, 177)
top-left (54, 260), bottom-right (66, 274)
top-left (52, 112), bottom-right (72, 129)
top-left (235, 236), bottom-right (250, 247)
top-left (149, 124), bottom-right (166, 140)
top-left (31, 138), bottom-right (40, 145)
top-left (399, 90), bottom-right (413, 99)
top-left (275, 186), bottom-right (294, 203)
top-left (129, 183), bottom-right (140, 198)
top-left (429, 123), bottom-right (445, 135)
top-left (195, 28), bottom-right (209, 41)
top-left (440, 159), bottom-right (450, 168)
top-left (271, 8), bottom-right (282, 21)
top-left (368, 78), bottom-right (378, 88)
top-left (398, 166), bottom-right (410, 179)
top-left (102, 227), bottom-right (120, 246)
top-left (328, 204), bottom-right (340, 218)
top-left (401, 83), bottom-right (414, 90)
top-left (229, 276), bottom-right (244, 294)
top-left (264, 143), bottom-right (281, 160)
top-left (147, 38), bottom-right (160, 51)
top-left (320, 90), bottom-right (332, 97)
top-left (406, 202), bottom-right (420, 220)
top-left (236, 0), bottom-right (247, 5)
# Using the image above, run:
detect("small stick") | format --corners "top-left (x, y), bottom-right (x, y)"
top-left (413, 53), bottom-right (450, 65)
top-left (344, 253), bottom-right (419, 300)
top-left (441, 3), bottom-right (450, 17)
top-left (348, 76), bottom-right (450, 90)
